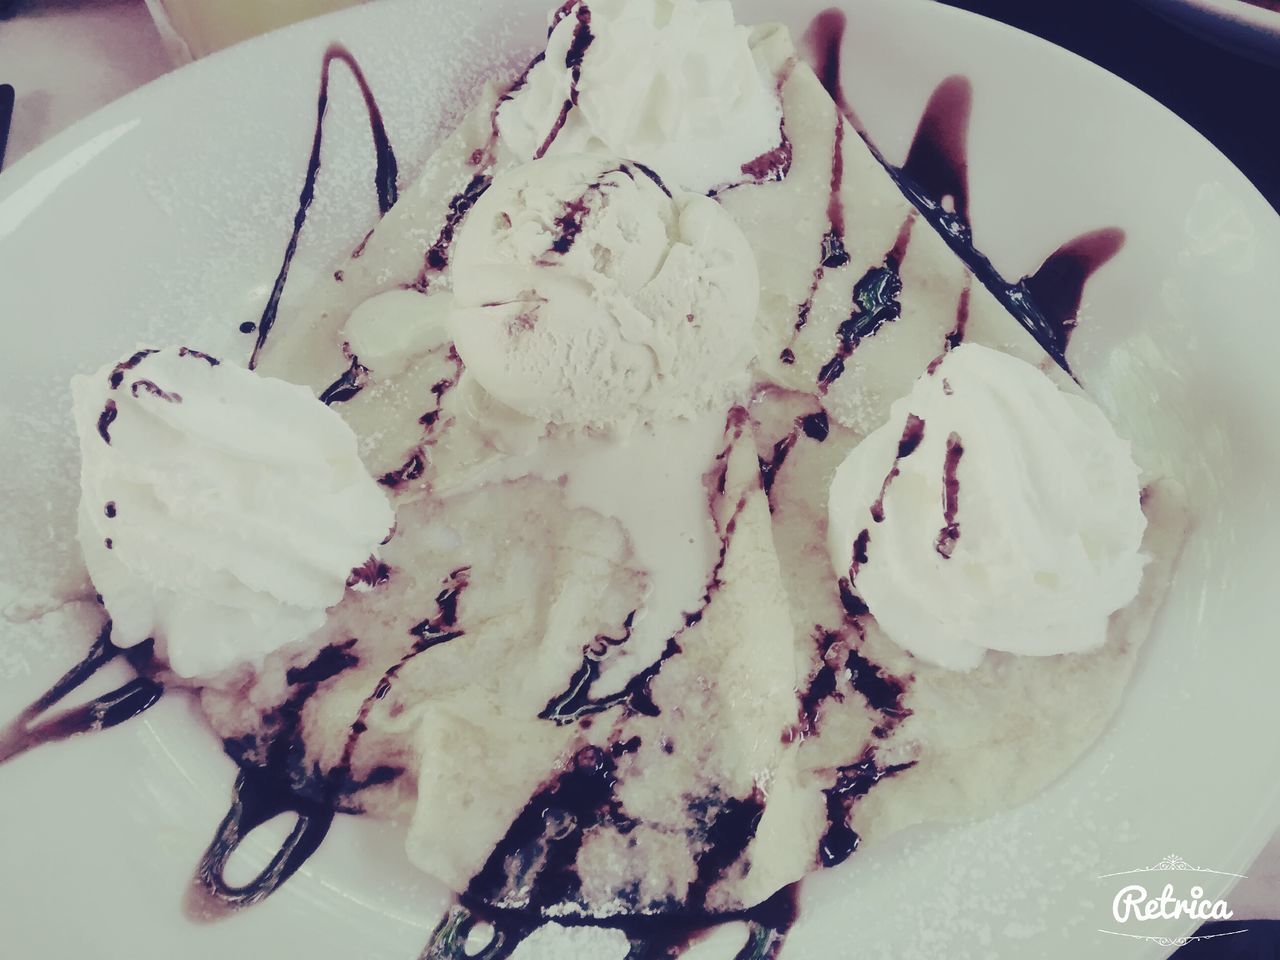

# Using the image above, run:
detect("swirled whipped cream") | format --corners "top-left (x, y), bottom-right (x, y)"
top-left (449, 153), bottom-right (758, 427)
top-left (828, 343), bottom-right (1148, 671)
top-left (71, 346), bottom-right (394, 678)
top-left (495, 0), bottom-right (782, 193)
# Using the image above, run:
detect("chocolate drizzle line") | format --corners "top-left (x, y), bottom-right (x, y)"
top-left (804, 9), bottom-right (1126, 373)
top-left (108, 348), bottom-right (159, 389)
top-left (787, 623), bottom-right (910, 747)
top-left (466, 743), bottom-right (634, 915)
top-left (538, 411), bottom-right (751, 725)
top-left (318, 353), bottom-right (369, 406)
top-left (788, 629), bottom-right (846, 742)
top-left (808, 615), bottom-right (914, 870)
top-left (901, 76), bottom-right (971, 227)
top-left (178, 346), bottom-right (221, 366)
top-left (539, 611), bottom-right (635, 725)
top-left (467, 417), bottom-right (778, 938)
top-left (8, 13), bottom-right (1128, 950)
top-left (328, 568), bottom-right (470, 794)
top-left (540, 491), bottom-right (749, 724)
top-left (408, 2), bottom-right (597, 291)
top-left (533, 1), bottom-right (594, 161)
top-left (464, 750), bottom-right (779, 931)
top-left (819, 752), bottom-right (916, 868)
top-left (759, 406), bottom-right (830, 506)
top-left (632, 160), bottom-right (672, 198)
top-left (130, 379), bottom-right (182, 403)
top-left (378, 451), bottom-right (426, 488)
top-left (545, 165), bottom-right (633, 258)
top-left (426, 886), bottom-right (799, 960)
top-left (191, 638), bottom-right (362, 918)
top-left (922, 223), bottom-right (969, 379)
top-left (347, 556), bottom-right (391, 589)
top-left (934, 432), bottom-right (964, 559)
top-left (248, 44), bottom-right (399, 369)
top-left (0, 623), bottom-right (163, 766)
top-left (709, 60), bottom-right (797, 198)
top-left (96, 400), bottom-right (117, 444)
top-left (870, 413), bottom-right (925, 523)
top-left (843, 412), bottom-right (927, 587)
top-left (816, 212), bottom-right (915, 392)
top-left (415, 173), bottom-right (493, 287)
top-left (376, 352), bottom-right (462, 486)
top-left (781, 115), bottom-right (849, 364)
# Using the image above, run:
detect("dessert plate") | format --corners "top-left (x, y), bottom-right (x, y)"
top-left (1, 0), bottom-right (1278, 958)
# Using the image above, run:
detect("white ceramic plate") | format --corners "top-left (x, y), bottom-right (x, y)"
top-left (1, 1), bottom-right (1279, 957)
top-left (1136, 0), bottom-right (1280, 64)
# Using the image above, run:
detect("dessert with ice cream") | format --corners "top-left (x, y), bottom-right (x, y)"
top-left (0, 0), bottom-right (1188, 956)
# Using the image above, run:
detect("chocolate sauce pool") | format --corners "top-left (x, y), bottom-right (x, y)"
top-left (0, 12), bottom-right (1136, 957)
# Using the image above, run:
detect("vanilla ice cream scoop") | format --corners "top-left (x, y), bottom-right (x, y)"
top-left (449, 153), bottom-right (759, 427)
top-left (496, 0), bottom-right (783, 194)
top-left (71, 346), bottom-right (394, 678)
top-left (828, 343), bottom-right (1148, 671)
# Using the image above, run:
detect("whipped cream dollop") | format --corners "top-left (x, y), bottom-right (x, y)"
top-left (496, 0), bottom-right (782, 194)
top-left (449, 153), bottom-right (759, 427)
top-left (71, 347), bottom-right (394, 678)
top-left (827, 344), bottom-right (1148, 671)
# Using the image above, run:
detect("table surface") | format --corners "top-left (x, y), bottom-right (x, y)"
top-left (0, 0), bottom-right (1277, 943)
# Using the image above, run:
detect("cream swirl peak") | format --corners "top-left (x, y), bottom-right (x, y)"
top-left (828, 343), bottom-right (1149, 671)
top-left (495, 0), bottom-right (784, 193)
top-left (70, 346), bottom-right (394, 678)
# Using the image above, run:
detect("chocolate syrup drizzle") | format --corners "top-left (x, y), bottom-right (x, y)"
top-left (0, 623), bottom-right (163, 766)
top-left (819, 751), bottom-right (914, 868)
top-left (804, 8), bottom-right (1125, 374)
top-left (413, 172), bottom-right (493, 288)
top-left (797, 597), bottom-right (915, 869)
top-left (130, 379), bottom-right (182, 403)
top-left (843, 413), bottom-right (927, 591)
top-left (463, 415), bottom-right (789, 939)
top-left (534, 1), bottom-right (594, 160)
top-left (108, 348), bottom-right (159, 388)
top-left (759, 406), bottom-right (830, 507)
top-left (248, 45), bottom-right (399, 370)
top-left (934, 432), bottom-right (965, 559)
top-left (193, 567), bottom-right (475, 917)
top-left (96, 400), bottom-right (117, 444)
top-left (710, 60), bottom-right (797, 197)
top-left (815, 212), bottom-right (917, 391)
top-left (318, 354), bottom-right (369, 406)
top-left (326, 568), bottom-right (469, 797)
top-left (189, 641), bottom-right (354, 918)
top-left (539, 482), bottom-right (750, 725)
top-left (375, 348), bottom-right (465, 485)
top-left (430, 880), bottom-right (798, 960)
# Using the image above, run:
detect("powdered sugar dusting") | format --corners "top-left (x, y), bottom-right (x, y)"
top-left (508, 922), bottom-right (628, 960)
